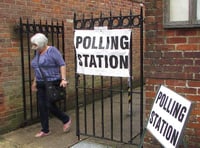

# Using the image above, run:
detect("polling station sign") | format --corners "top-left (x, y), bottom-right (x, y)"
top-left (147, 85), bottom-right (192, 148)
top-left (74, 29), bottom-right (131, 77)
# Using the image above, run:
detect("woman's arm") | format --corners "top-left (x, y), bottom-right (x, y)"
top-left (31, 77), bottom-right (37, 91)
top-left (60, 65), bottom-right (69, 87)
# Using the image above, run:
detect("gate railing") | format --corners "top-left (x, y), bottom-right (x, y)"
top-left (16, 18), bottom-right (66, 126)
top-left (74, 7), bottom-right (144, 145)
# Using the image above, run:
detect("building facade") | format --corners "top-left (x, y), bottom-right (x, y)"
top-left (144, 0), bottom-right (200, 147)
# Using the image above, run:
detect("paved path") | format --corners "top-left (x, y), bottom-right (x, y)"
top-left (0, 92), bottom-right (141, 148)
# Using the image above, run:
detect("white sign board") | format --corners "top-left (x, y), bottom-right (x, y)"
top-left (74, 29), bottom-right (131, 77)
top-left (147, 85), bottom-right (192, 148)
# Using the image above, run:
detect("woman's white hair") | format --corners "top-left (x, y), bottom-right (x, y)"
top-left (30, 33), bottom-right (48, 49)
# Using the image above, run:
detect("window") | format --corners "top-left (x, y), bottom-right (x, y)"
top-left (164, 0), bottom-right (200, 28)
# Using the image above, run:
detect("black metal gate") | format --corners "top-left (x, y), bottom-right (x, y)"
top-left (74, 7), bottom-right (144, 145)
top-left (17, 18), bottom-right (66, 126)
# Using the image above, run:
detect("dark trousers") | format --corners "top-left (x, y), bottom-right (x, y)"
top-left (37, 81), bottom-right (69, 133)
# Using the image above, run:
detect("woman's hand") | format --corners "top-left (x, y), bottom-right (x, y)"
top-left (31, 81), bottom-right (37, 92)
top-left (60, 79), bottom-right (69, 87)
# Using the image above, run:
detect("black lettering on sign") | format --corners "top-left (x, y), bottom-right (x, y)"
top-left (120, 55), bottom-right (128, 68)
top-left (178, 106), bottom-right (187, 122)
top-left (155, 91), bottom-right (187, 123)
top-left (149, 111), bottom-right (180, 146)
top-left (82, 54), bottom-right (89, 67)
top-left (77, 54), bottom-right (83, 66)
top-left (76, 36), bottom-right (82, 48)
top-left (83, 36), bottom-right (91, 49)
top-left (120, 35), bottom-right (129, 49)
top-left (111, 36), bottom-right (118, 49)
top-left (96, 55), bottom-right (103, 67)
top-left (109, 55), bottom-right (118, 68)
top-left (89, 55), bottom-right (97, 68)
top-left (155, 91), bottom-right (163, 104)
top-left (75, 35), bottom-right (130, 50)
top-left (99, 37), bottom-right (104, 49)
top-left (77, 54), bottom-right (128, 69)
top-left (92, 36), bottom-right (98, 49)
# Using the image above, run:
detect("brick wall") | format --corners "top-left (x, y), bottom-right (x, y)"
top-left (0, 0), bottom-right (141, 134)
top-left (144, 0), bottom-right (200, 147)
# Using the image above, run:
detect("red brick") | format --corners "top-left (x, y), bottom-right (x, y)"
top-left (184, 66), bottom-right (200, 73)
top-left (188, 81), bottom-right (200, 87)
top-left (0, 105), bottom-right (6, 112)
top-left (189, 37), bottom-right (200, 43)
top-left (165, 30), bottom-right (176, 36)
top-left (145, 16), bottom-right (156, 23)
top-left (165, 80), bottom-right (186, 87)
top-left (32, 0), bottom-right (41, 3)
top-left (187, 123), bottom-right (200, 129)
top-left (145, 91), bottom-right (156, 98)
top-left (186, 95), bottom-right (200, 102)
top-left (145, 78), bottom-right (164, 85)
top-left (184, 52), bottom-right (200, 58)
top-left (176, 45), bottom-right (198, 50)
top-left (176, 30), bottom-right (197, 36)
top-left (167, 37), bottom-right (187, 44)
top-left (176, 87), bottom-right (197, 95)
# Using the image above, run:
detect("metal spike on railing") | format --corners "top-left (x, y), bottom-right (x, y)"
top-left (91, 13), bottom-right (94, 29)
top-left (130, 9), bottom-right (132, 16)
top-left (45, 20), bottom-right (48, 34)
top-left (39, 20), bottom-right (42, 33)
top-left (26, 18), bottom-right (29, 32)
top-left (82, 14), bottom-right (85, 28)
top-left (100, 12), bottom-right (103, 26)
top-left (33, 19), bottom-right (36, 33)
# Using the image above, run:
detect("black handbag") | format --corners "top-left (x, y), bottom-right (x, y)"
top-left (45, 81), bottom-right (66, 102)
top-left (37, 56), bottom-right (66, 103)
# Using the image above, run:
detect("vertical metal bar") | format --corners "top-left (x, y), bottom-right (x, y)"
top-left (33, 19), bottom-right (36, 32)
top-left (62, 20), bottom-right (66, 111)
top-left (110, 77), bottom-right (113, 140)
top-left (62, 21), bottom-right (66, 61)
top-left (56, 21), bottom-right (63, 110)
top-left (39, 20), bottom-right (43, 33)
top-left (120, 77), bottom-right (123, 142)
top-left (140, 6), bottom-right (144, 139)
top-left (56, 21), bottom-right (60, 49)
top-left (92, 75), bottom-right (96, 136)
top-left (51, 20), bottom-right (54, 46)
top-left (74, 13), bottom-right (80, 140)
top-left (101, 76), bottom-right (104, 137)
top-left (55, 21), bottom-right (62, 109)
top-left (83, 75), bottom-right (87, 134)
top-left (130, 31), bottom-right (133, 142)
top-left (26, 19), bottom-right (33, 120)
top-left (45, 20), bottom-right (49, 38)
top-left (81, 14), bottom-right (85, 29)
top-left (33, 20), bottom-right (40, 118)
top-left (19, 18), bottom-right (27, 125)
top-left (75, 74), bottom-right (80, 139)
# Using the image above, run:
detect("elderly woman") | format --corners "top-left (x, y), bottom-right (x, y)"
top-left (31, 33), bottom-right (71, 137)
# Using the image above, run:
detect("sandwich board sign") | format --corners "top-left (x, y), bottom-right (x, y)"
top-left (146, 85), bottom-right (192, 148)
